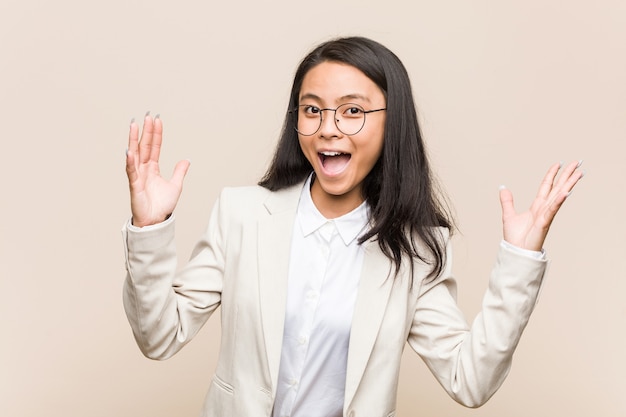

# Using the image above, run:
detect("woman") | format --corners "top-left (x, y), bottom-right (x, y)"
top-left (122, 37), bottom-right (583, 417)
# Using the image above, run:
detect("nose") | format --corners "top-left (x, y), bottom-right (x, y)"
top-left (318, 109), bottom-right (342, 139)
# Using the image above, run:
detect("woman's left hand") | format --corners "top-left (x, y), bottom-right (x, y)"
top-left (499, 160), bottom-right (584, 251)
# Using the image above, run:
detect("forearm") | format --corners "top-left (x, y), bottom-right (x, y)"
top-left (410, 245), bottom-right (547, 407)
top-left (122, 216), bottom-right (222, 360)
top-left (122, 217), bottom-right (183, 359)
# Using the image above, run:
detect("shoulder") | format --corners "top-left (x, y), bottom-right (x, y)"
top-left (216, 181), bottom-right (304, 216)
top-left (219, 184), bottom-right (273, 204)
top-left (396, 226), bottom-right (452, 291)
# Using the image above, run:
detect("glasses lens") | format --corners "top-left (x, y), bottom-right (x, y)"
top-left (296, 105), bottom-right (321, 136)
top-left (336, 103), bottom-right (365, 135)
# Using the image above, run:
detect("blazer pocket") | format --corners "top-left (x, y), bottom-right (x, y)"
top-left (212, 374), bottom-right (234, 395)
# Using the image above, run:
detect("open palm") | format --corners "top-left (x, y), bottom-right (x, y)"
top-left (499, 160), bottom-right (584, 251)
top-left (125, 114), bottom-right (190, 227)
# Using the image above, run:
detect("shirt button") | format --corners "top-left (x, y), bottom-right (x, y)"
top-left (298, 335), bottom-right (307, 345)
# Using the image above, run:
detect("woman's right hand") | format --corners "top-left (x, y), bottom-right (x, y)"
top-left (125, 114), bottom-right (190, 227)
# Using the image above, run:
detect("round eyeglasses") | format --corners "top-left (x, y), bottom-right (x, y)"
top-left (291, 103), bottom-right (386, 136)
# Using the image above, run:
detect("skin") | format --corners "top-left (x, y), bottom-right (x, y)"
top-left (297, 61), bottom-right (387, 219)
top-left (499, 160), bottom-right (584, 251)
top-left (125, 94), bottom-right (584, 252)
top-left (125, 114), bottom-right (190, 228)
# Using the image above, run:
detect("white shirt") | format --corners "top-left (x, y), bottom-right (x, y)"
top-left (272, 175), bottom-right (369, 417)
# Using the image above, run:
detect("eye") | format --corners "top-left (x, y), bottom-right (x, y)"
top-left (341, 105), bottom-right (365, 118)
top-left (301, 105), bottom-right (321, 116)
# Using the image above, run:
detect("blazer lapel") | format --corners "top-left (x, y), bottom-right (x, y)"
top-left (257, 183), bottom-right (302, 395)
top-left (344, 239), bottom-right (395, 408)
top-left (257, 181), bottom-right (396, 406)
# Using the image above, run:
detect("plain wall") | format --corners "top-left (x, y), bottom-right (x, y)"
top-left (1, 0), bottom-right (624, 416)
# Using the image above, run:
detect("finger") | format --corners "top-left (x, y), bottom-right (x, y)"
top-left (544, 161), bottom-right (584, 209)
top-left (126, 119), bottom-right (139, 182)
top-left (542, 165), bottom-right (584, 223)
top-left (138, 112), bottom-right (153, 164)
top-left (556, 168), bottom-right (585, 202)
top-left (542, 189), bottom-right (569, 224)
top-left (563, 167), bottom-right (585, 193)
top-left (499, 185), bottom-right (516, 220)
top-left (170, 159), bottom-right (191, 189)
top-left (553, 160), bottom-right (581, 190)
top-left (535, 161), bottom-right (562, 201)
top-left (150, 114), bottom-right (163, 164)
top-left (127, 117), bottom-right (139, 156)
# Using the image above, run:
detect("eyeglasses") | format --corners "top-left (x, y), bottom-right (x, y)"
top-left (291, 103), bottom-right (386, 136)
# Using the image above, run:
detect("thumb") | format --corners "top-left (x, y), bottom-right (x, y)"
top-left (499, 185), bottom-right (516, 219)
top-left (171, 159), bottom-right (191, 188)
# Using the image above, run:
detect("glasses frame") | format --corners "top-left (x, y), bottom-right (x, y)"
top-left (290, 103), bottom-right (387, 136)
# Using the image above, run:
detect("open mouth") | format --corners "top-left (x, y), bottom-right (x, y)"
top-left (318, 151), bottom-right (351, 175)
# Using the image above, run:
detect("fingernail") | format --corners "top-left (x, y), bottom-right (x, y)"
top-left (566, 191), bottom-right (573, 198)
top-left (130, 117), bottom-right (135, 126)
top-left (559, 161), bottom-right (564, 168)
top-left (577, 159), bottom-right (584, 168)
top-left (145, 110), bottom-right (151, 118)
top-left (125, 148), bottom-right (129, 156)
top-left (581, 169), bottom-right (586, 178)
top-left (499, 185), bottom-right (506, 190)
top-left (155, 113), bottom-right (161, 120)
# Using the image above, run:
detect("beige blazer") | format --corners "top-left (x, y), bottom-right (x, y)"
top-left (122, 181), bottom-right (547, 417)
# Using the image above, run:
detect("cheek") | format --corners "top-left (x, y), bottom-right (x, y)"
top-left (298, 137), bottom-right (316, 164)
top-left (355, 141), bottom-right (383, 179)
top-left (367, 120), bottom-right (385, 157)
top-left (368, 145), bottom-right (384, 168)
top-left (365, 133), bottom-right (385, 165)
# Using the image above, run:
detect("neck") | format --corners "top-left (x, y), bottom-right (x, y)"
top-left (310, 178), bottom-right (364, 219)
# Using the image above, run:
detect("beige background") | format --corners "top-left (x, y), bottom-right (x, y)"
top-left (1, 0), bottom-right (624, 416)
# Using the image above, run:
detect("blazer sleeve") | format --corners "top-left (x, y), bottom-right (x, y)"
top-left (407, 239), bottom-right (548, 408)
top-left (122, 196), bottom-right (226, 360)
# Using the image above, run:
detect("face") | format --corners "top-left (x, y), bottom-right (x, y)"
top-left (298, 61), bottom-right (386, 218)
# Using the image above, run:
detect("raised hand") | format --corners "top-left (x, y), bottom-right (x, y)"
top-left (499, 160), bottom-right (584, 251)
top-left (125, 114), bottom-right (191, 227)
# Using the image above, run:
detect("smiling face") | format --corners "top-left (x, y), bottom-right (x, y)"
top-left (298, 61), bottom-right (386, 218)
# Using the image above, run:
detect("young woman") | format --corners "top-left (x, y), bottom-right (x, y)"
top-left (123, 37), bottom-right (583, 417)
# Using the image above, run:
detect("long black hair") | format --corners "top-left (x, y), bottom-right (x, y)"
top-left (259, 36), bottom-right (454, 282)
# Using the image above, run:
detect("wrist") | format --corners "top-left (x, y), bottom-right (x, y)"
top-left (131, 213), bottom-right (171, 228)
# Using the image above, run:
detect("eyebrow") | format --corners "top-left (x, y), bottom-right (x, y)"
top-left (299, 93), bottom-right (372, 103)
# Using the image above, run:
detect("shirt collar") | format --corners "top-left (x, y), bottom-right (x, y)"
top-left (297, 174), bottom-right (370, 246)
